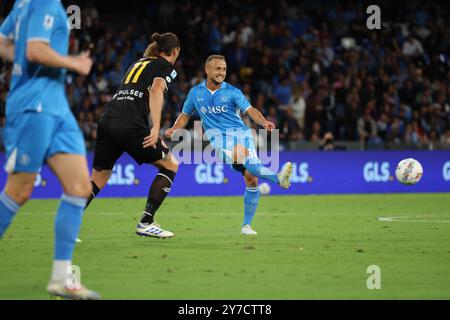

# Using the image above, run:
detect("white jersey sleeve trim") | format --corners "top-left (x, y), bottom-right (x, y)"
top-left (243, 105), bottom-right (252, 113)
top-left (27, 37), bottom-right (51, 43)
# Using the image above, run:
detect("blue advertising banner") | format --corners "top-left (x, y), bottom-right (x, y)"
top-left (0, 151), bottom-right (448, 198)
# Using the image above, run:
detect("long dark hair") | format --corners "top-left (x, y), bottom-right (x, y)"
top-left (144, 32), bottom-right (180, 57)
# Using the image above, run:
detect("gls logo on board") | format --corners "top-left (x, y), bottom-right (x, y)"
top-left (107, 164), bottom-right (136, 186)
top-left (290, 162), bottom-right (311, 183)
top-left (34, 173), bottom-right (46, 187)
top-left (195, 164), bottom-right (224, 184)
top-left (363, 162), bottom-right (391, 182)
top-left (443, 161), bottom-right (450, 181)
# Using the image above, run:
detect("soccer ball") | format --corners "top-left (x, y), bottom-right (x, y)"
top-left (259, 182), bottom-right (271, 195)
top-left (395, 158), bottom-right (423, 185)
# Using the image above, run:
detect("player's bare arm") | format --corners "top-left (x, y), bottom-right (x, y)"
top-left (26, 41), bottom-right (92, 75)
top-left (142, 77), bottom-right (166, 148)
top-left (246, 106), bottom-right (275, 131)
top-left (165, 113), bottom-right (191, 139)
top-left (0, 36), bottom-right (14, 62)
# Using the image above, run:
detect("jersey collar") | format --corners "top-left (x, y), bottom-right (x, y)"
top-left (202, 80), bottom-right (226, 91)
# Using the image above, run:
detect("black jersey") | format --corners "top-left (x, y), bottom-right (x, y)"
top-left (104, 56), bottom-right (177, 126)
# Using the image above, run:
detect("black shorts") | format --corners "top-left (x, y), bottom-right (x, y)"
top-left (92, 115), bottom-right (169, 170)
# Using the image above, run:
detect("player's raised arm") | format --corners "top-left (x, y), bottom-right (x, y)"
top-left (165, 88), bottom-right (196, 139)
top-left (233, 87), bottom-right (275, 131)
top-left (165, 113), bottom-right (191, 139)
top-left (246, 107), bottom-right (275, 131)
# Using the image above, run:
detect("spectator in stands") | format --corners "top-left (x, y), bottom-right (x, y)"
top-left (0, 0), bottom-right (448, 151)
top-left (358, 110), bottom-right (381, 149)
top-left (319, 132), bottom-right (335, 151)
top-left (279, 107), bottom-right (302, 142)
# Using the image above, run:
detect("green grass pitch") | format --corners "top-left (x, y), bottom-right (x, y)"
top-left (0, 193), bottom-right (449, 299)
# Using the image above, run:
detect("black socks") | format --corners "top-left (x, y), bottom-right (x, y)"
top-left (85, 181), bottom-right (100, 209)
top-left (140, 169), bottom-right (176, 225)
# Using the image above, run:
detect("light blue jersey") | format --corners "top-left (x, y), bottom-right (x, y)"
top-left (1, 0), bottom-right (85, 173)
top-left (182, 81), bottom-right (257, 164)
top-left (182, 81), bottom-right (252, 136)
top-left (0, 0), bottom-right (70, 116)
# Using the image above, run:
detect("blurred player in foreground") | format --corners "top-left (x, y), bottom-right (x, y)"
top-left (158, 55), bottom-right (293, 235)
top-left (0, 0), bottom-right (98, 299)
top-left (84, 32), bottom-right (180, 239)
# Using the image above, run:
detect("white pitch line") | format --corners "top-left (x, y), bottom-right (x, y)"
top-left (21, 211), bottom-right (120, 216)
top-left (378, 216), bottom-right (450, 223)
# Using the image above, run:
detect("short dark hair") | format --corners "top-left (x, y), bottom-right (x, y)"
top-left (206, 55), bottom-right (226, 64)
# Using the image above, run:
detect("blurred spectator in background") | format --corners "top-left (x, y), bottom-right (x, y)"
top-left (319, 132), bottom-right (335, 151)
top-left (0, 0), bottom-right (449, 151)
top-left (358, 110), bottom-right (382, 149)
top-left (279, 107), bottom-right (303, 141)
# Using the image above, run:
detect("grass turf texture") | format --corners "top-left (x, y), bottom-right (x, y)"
top-left (0, 193), bottom-right (449, 299)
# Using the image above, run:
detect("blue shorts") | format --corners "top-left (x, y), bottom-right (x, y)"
top-left (3, 111), bottom-right (86, 173)
top-left (208, 129), bottom-right (258, 173)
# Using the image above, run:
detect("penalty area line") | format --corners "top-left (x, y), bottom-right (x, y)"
top-left (378, 216), bottom-right (450, 223)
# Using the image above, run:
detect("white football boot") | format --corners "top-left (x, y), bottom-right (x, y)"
top-left (47, 279), bottom-right (100, 300)
top-left (75, 238), bottom-right (82, 243)
top-left (136, 222), bottom-right (174, 238)
top-left (241, 224), bottom-right (258, 235)
top-left (277, 162), bottom-right (293, 189)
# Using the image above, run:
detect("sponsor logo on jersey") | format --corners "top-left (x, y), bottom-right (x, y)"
top-left (170, 70), bottom-right (177, 79)
top-left (43, 15), bottom-right (54, 31)
top-left (200, 106), bottom-right (228, 114)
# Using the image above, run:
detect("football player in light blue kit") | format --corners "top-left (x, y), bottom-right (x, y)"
top-left (0, 0), bottom-right (99, 299)
top-left (156, 55), bottom-right (293, 235)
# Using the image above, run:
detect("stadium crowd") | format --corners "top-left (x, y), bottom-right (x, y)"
top-left (1, 0), bottom-right (449, 150)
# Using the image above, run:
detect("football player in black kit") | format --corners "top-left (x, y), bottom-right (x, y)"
top-left (84, 32), bottom-right (180, 238)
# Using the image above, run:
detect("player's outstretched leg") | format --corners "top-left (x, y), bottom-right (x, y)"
top-left (241, 156), bottom-right (293, 189)
top-left (241, 171), bottom-right (260, 235)
top-left (136, 155), bottom-right (178, 239)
